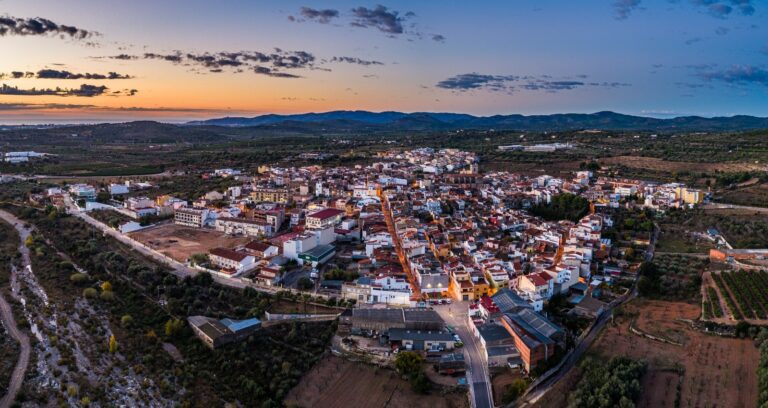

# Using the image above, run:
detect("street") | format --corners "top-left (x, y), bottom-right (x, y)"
top-left (435, 302), bottom-right (494, 408)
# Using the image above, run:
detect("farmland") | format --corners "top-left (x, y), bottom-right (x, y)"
top-left (128, 223), bottom-right (251, 263)
top-left (285, 355), bottom-right (469, 408)
top-left (708, 271), bottom-right (768, 324)
top-left (591, 299), bottom-right (758, 408)
top-left (638, 254), bottom-right (708, 302)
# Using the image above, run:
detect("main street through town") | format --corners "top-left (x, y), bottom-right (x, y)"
top-left (435, 302), bottom-right (494, 408)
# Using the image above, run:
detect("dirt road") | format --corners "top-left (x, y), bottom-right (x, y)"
top-left (0, 210), bottom-right (32, 408)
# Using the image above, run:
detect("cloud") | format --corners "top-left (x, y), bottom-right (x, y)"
top-left (0, 102), bottom-right (240, 114)
top-left (329, 56), bottom-right (384, 66)
top-left (436, 73), bottom-right (518, 91)
top-left (350, 5), bottom-right (407, 34)
top-left (104, 49), bottom-right (315, 77)
top-left (431, 34), bottom-right (446, 43)
top-left (0, 15), bottom-right (97, 40)
top-left (614, 0), bottom-right (642, 20)
top-left (685, 37), bottom-right (703, 45)
top-left (761, 44), bottom-right (768, 55)
top-left (0, 83), bottom-right (111, 97)
top-left (715, 26), bottom-right (730, 35)
top-left (1, 69), bottom-right (132, 80)
top-left (110, 54), bottom-right (138, 60)
top-left (689, 0), bottom-right (755, 17)
top-left (696, 64), bottom-right (768, 86)
top-left (253, 66), bottom-right (301, 78)
top-left (290, 7), bottom-right (340, 24)
top-left (436, 73), bottom-right (630, 93)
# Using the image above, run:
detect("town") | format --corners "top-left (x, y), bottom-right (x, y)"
top-left (18, 147), bottom-right (717, 407)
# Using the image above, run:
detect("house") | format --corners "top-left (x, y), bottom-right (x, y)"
top-left (387, 328), bottom-right (455, 351)
top-left (340, 308), bottom-right (444, 334)
top-left (69, 184), bottom-right (96, 201)
top-left (188, 315), bottom-right (261, 349)
top-left (215, 217), bottom-right (273, 237)
top-left (208, 248), bottom-right (256, 275)
top-left (175, 207), bottom-right (209, 228)
top-left (243, 241), bottom-right (279, 258)
top-left (251, 187), bottom-right (290, 203)
top-left (306, 208), bottom-right (345, 230)
top-left (109, 183), bottom-right (129, 195)
top-left (500, 309), bottom-right (563, 372)
top-left (518, 272), bottom-right (555, 300)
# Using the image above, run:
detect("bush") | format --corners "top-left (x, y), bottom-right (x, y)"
top-left (502, 378), bottom-right (530, 404)
top-left (570, 357), bottom-right (645, 408)
top-left (69, 273), bottom-right (89, 284)
top-left (83, 288), bottom-right (98, 299)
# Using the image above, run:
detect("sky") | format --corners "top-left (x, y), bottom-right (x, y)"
top-left (0, 0), bottom-right (766, 123)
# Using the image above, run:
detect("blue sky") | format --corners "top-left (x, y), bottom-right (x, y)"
top-left (0, 0), bottom-right (766, 122)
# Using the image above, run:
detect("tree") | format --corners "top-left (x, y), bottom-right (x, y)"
top-left (165, 318), bottom-right (184, 337)
top-left (100, 281), bottom-right (113, 292)
top-left (395, 352), bottom-right (430, 394)
top-left (502, 379), bottom-right (530, 403)
top-left (297, 277), bottom-right (314, 291)
top-left (121, 315), bottom-right (134, 327)
top-left (109, 334), bottom-right (118, 353)
top-left (189, 253), bottom-right (210, 266)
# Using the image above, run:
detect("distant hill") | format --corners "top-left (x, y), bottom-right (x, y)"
top-left (187, 110), bottom-right (768, 132)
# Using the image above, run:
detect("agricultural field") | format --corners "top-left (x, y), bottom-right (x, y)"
top-left (662, 208), bottom-right (768, 249)
top-left (638, 254), bottom-right (708, 302)
top-left (285, 355), bottom-right (469, 408)
top-left (591, 299), bottom-right (758, 408)
top-left (128, 223), bottom-right (251, 263)
top-left (714, 181), bottom-right (768, 208)
top-left (709, 270), bottom-right (768, 324)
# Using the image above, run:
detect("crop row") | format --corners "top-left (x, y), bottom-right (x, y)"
top-left (720, 270), bottom-right (768, 320)
top-left (711, 273), bottom-right (743, 320)
top-left (706, 286), bottom-right (724, 318)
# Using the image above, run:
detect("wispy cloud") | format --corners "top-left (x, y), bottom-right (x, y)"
top-left (0, 15), bottom-right (97, 40)
top-left (0, 69), bottom-right (131, 80)
top-left (696, 64), bottom-right (768, 86)
top-left (0, 83), bottom-right (112, 97)
top-left (689, 0), bottom-right (756, 18)
top-left (436, 73), bottom-right (630, 93)
top-left (288, 7), bottom-right (340, 24)
top-left (101, 49), bottom-right (316, 78)
top-left (350, 5), bottom-right (407, 34)
top-left (614, 0), bottom-right (642, 20)
top-left (329, 56), bottom-right (384, 66)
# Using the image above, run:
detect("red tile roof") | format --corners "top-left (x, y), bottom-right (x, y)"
top-left (308, 208), bottom-right (344, 220)
top-left (209, 247), bottom-right (249, 262)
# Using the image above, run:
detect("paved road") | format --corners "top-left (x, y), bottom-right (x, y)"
top-left (0, 210), bottom-right (32, 408)
top-left (521, 223), bottom-right (659, 406)
top-left (703, 202), bottom-right (768, 213)
top-left (436, 303), bottom-right (494, 408)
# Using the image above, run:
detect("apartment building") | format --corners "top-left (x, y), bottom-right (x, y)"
top-left (175, 208), bottom-right (210, 228)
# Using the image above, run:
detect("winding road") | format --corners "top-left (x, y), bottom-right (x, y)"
top-left (0, 210), bottom-right (32, 408)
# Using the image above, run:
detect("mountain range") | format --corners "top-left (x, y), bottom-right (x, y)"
top-left (187, 110), bottom-right (768, 132)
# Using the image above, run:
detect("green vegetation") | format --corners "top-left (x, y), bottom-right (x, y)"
top-left (705, 286), bottom-right (724, 319)
top-left (663, 208), bottom-right (768, 249)
top-left (711, 272), bottom-right (743, 320)
top-left (323, 267), bottom-right (360, 282)
top-left (529, 193), bottom-right (590, 222)
top-left (501, 378), bottom-right (530, 404)
top-left (755, 328), bottom-right (768, 407)
top-left (717, 271), bottom-right (768, 320)
top-left (394, 351), bottom-right (431, 394)
top-left (637, 255), bottom-right (706, 301)
top-left (7, 205), bottom-right (336, 406)
top-left (570, 357), bottom-right (646, 408)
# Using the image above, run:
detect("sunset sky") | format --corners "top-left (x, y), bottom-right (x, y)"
top-left (0, 0), bottom-right (767, 123)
